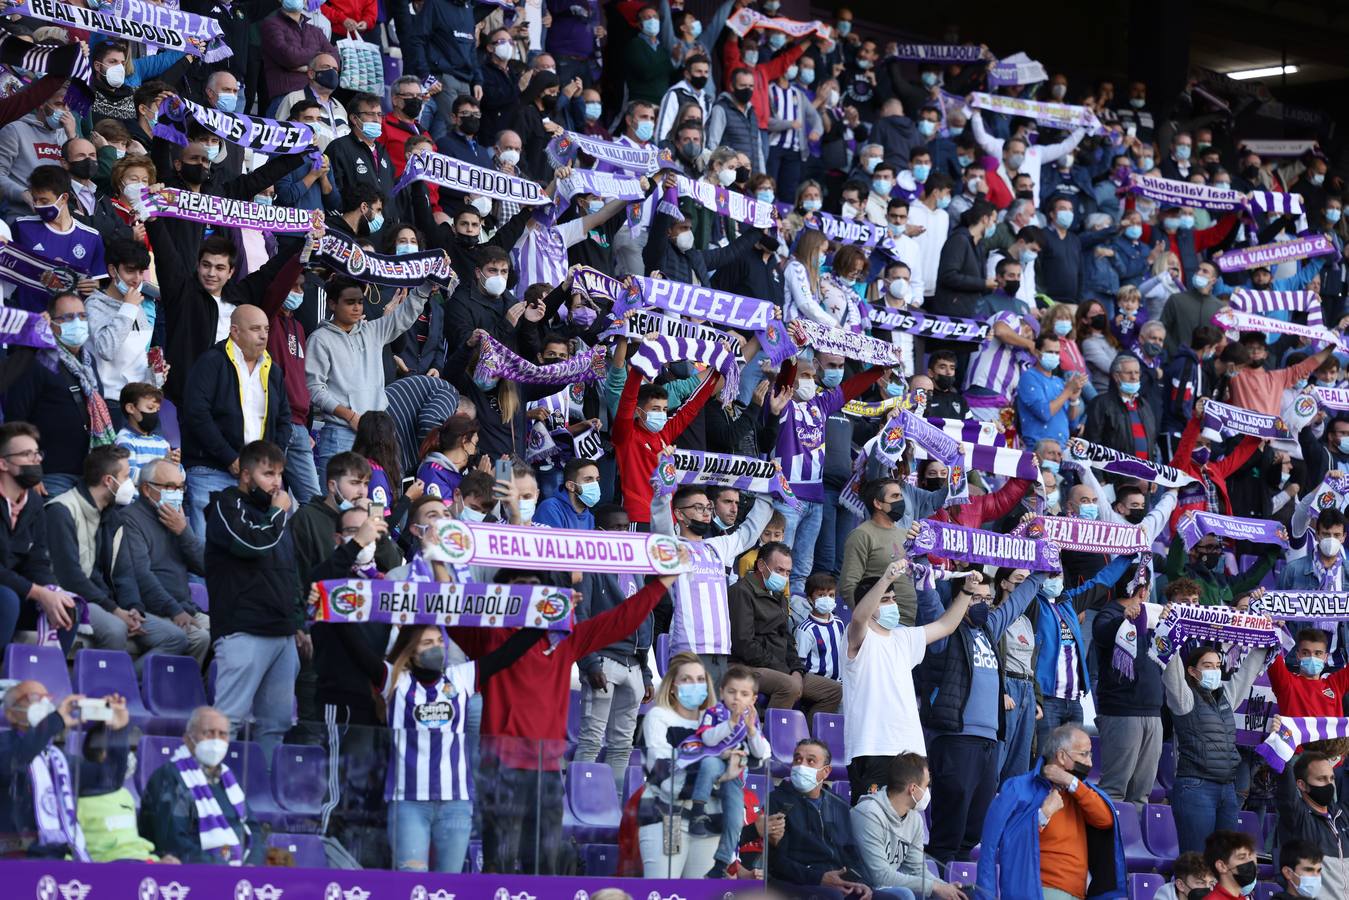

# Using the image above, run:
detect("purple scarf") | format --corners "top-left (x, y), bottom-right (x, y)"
top-left (0, 305), bottom-right (56, 349)
top-left (1201, 398), bottom-right (1291, 439)
top-left (413, 519), bottom-right (688, 575)
top-left (867, 307), bottom-right (990, 343)
top-left (14, 0), bottom-right (230, 60)
top-left (1148, 603), bottom-right (1279, 666)
top-left (569, 264), bottom-right (628, 308)
top-left (627, 335), bottom-right (740, 405)
top-left (1124, 171), bottom-right (1245, 211)
top-left (154, 95), bottom-right (315, 155)
top-left (790, 319), bottom-right (903, 368)
top-left (138, 186), bottom-right (319, 234)
top-left (0, 243), bottom-right (82, 297)
top-left (1176, 510), bottom-right (1290, 550)
top-left (907, 519), bottom-right (1060, 572)
top-left (170, 743), bottom-right (247, 863)
top-left (1216, 234), bottom-right (1337, 272)
top-left (677, 703), bottom-right (749, 768)
top-left (474, 333), bottom-right (605, 386)
top-left (554, 169), bottom-right (647, 213)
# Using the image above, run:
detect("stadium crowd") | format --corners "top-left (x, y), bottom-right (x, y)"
top-left (0, 0), bottom-right (1348, 898)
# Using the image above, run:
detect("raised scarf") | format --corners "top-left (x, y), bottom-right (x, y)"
top-left (1257, 717), bottom-right (1349, 772)
top-left (14, 0), bottom-right (231, 61)
top-left (1216, 234), bottom-right (1337, 272)
top-left (1112, 600), bottom-right (1163, 680)
top-left (627, 335), bottom-right (740, 406)
top-left (153, 95), bottom-right (315, 155)
top-left (474, 333), bottom-right (606, 386)
top-left (966, 90), bottom-right (1101, 133)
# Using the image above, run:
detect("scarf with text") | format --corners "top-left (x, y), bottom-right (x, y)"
top-left (986, 52), bottom-right (1048, 88)
top-left (789, 319), bottom-right (903, 368)
top-left (1013, 515), bottom-right (1149, 554)
top-left (474, 333), bottom-right (606, 386)
top-left (1250, 590), bottom-right (1349, 621)
top-left (841, 396), bottom-right (906, 418)
top-left (1124, 171), bottom-right (1244, 212)
top-left (0, 305), bottom-right (56, 349)
top-left (14, 0), bottom-right (230, 60)
top-left (890, 44), bottom-right (984, 62)
top-left (620, 275), bottom-right (793, 361)
top-left (391, 150), bottom-right (550, 206)
top-left (311, 232), bottom-right (458, 288)
top-left (30, 744), bottom-right (88, 861)
top-left (867, 306), bottom-right (990, 343)
top-left (652, 449), bottom-right (800, 510)
top-left (724, 7), bottom-right (831, 40)
top-left (803, 210), bottom-right (894, 249)
top-left (1313, 387), bottom-right (1349, 413)
top-left (967, 90), bottom-right (1102, 134)
top-left (1216, 234), bottom-right (1338, 272)
top-left (569, 264), bottom-right (628, 309)
top-left (1202, 398), bottom-right (1292, 439)
top-left (619, 276), bottom-right (781, 332)
top-left (649, 173), bottom-right (777, 230)
top-left (312, 578), bottom-right (575, 630)
top-left (1148, 603), bottom-right (1279, 666)
top-left (1258, 717), bottom-right (1349, 772)
top-left (615, 309), bottom-right (742, 359)
top-left (907, 518), bottom-right (1060, 571)
top-left (171, 743), bottom-right (247, 863)
top-left (1212, 308), bottom-right (1344, 350)
top-left (414, 518), bottom-right (688, 575)
top-left (546, 131), bottom-right (660, 174)
top-left (1065, 436), bottom-right (1197, 487)
top-left (1239, 139), bottom-right (1321, 158)
top-left (0, 243), bottom-right (81, 296)
top-left (554, 169), bottom-right (647, 215)
top-left (1176, 509), bottom-right (1290, 550)
top-left (139, 186), bottom-right (320, 234)
top-left (628, 335), bottom-right (740, 406)
top-left (154, 95), bottom-right (315, 156)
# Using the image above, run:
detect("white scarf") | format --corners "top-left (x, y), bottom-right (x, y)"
top-left (29, 745), bottom-right (89, 860)
top-left (1113, 602), bottom-right (1164, 680)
